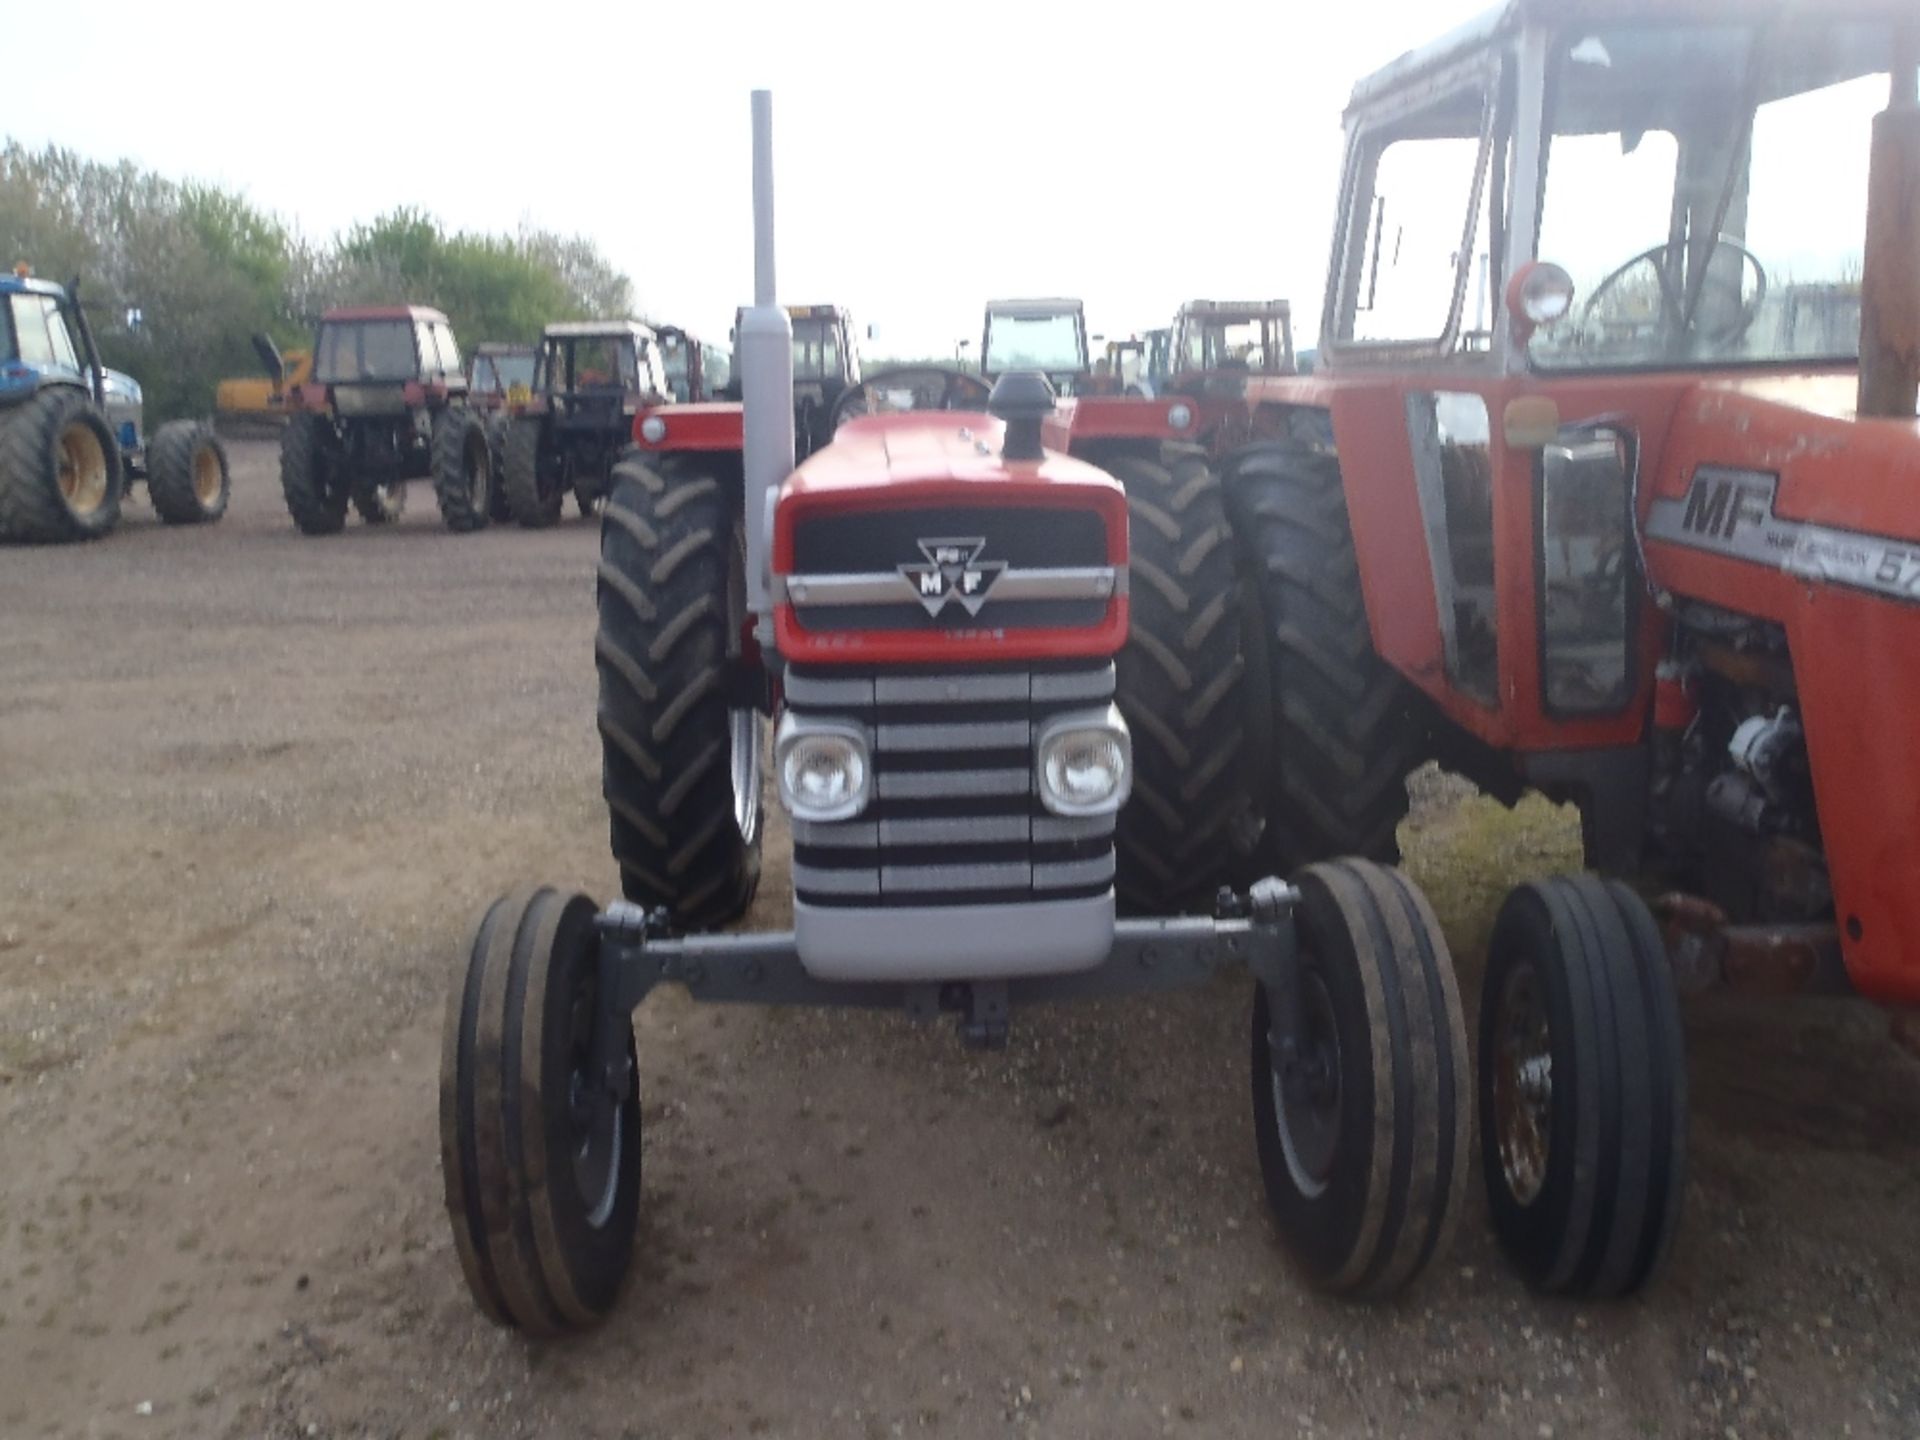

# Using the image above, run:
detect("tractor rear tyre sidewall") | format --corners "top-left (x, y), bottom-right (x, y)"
top-left (0, 388), bottom-right (124, 543)
top-left (432, 408), bottom-right (491, 533)
top-left (1478, 875), bottom-right (1687, 1298)
top-left (595, 456), bottom-right (762, 928)
top-left (484, 414), bottom-right (513, 522)
top-left (1105, 446), bottom-right (1253, 913)
top-left (440, 886), bottom-right (642, 1334)
top-left (147, 419), bottom-right (230, 524)
top-left (1226, 443), bottom-right (1424, 871)
top-left (279, 412), bottom-right (348, 536)
top-left (504, 417), bottom-right (562, 528)
top-left (1251, 859), bottom-right (1470, 1298)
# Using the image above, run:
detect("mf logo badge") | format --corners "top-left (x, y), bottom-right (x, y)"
top-left (899, 537), bottom-right (1007, 617)
top-left (1647, 466), bottom-right (1920, 604)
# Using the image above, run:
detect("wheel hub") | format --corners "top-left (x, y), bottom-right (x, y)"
top-left (57, 422), bottom-right (109, 515)
top-left (192, 444), bottom-right (221, 504)
top-left (1493, 964), bottom-right (1553, 1205)
top-left (1269, 971), bottom-right (1341, 1199)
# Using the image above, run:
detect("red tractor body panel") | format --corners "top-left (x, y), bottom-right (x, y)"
top-left (631, 402), bottom-right (745, 452)
top-left (772, 413), bottom-right (1129, 667)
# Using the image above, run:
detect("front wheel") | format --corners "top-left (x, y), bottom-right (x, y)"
top-left (1479, 875), bottom-right (1687, 1298)
top-left (1251, 859), bottom-right (1470, 1297)
top-left (440, 886), bottom-right (642, 1335)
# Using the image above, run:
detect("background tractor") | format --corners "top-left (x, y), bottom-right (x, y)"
top-left (655, 323), bottom-right (730, 402)
top-left (1217, 0), bottom-right (1920, 1297)
top-left (442, 92), bottom-right (1476, 1338)
top-left (1, 268), bottom-right (229, 542)
top-left (502, 320), bottom-right (669, 526)
top-left (466, 341), bottom-right (537, 522)
top-left (274, 305), bottom-right (492, 535)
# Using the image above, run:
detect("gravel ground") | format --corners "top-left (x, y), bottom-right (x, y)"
top-left (1, 442), bottom-right (1917, 1440)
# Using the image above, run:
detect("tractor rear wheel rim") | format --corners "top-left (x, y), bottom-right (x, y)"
top-left (726, 523), bottom-right (762, 841)
top-left (566, 973), bottom-right (623, 1229)
top-left (57, 422), bottom-right (109, 515)
top-left (192, 444), bottom-right (221, 505)
top-left (1271, 969), bottom-right (1341, 1199)
top-left (1492, 962), bottom-right (1552, 1206)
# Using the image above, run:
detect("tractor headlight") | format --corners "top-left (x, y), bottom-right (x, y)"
top-left (1036, 705), bottom-right (1132, 816)
top-left (639, 415), bottom-right (667, 444)
top-left (1167, 402), bottom-right (1194, 431)
top-left (775, 714), bottom-right (871, 822)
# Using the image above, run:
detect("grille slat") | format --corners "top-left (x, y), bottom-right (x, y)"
top-left (790, 662), bottom-right (1116, 908)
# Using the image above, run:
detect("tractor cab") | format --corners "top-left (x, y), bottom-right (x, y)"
top-left (981, 298), bottom-right (1090, 395)
top-left (655, 324), bottom-right (731, 403)
top-left (1167, 300), bottom-right (1295, 391)
top-left (466, 342), bottom-right (537, 413)
top-left (308, 306), bottom-right (466, 413)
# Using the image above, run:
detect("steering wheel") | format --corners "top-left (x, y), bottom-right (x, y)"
top-left (1581, 237), bottom-right (1769, 346)
top-left (830, 368), bottom-right (991, 432)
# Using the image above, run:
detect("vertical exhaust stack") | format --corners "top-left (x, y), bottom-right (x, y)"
top-left (1858, 28), bottom-right (1919, 419)
top-left (741, 90), bottom-right (796, 637)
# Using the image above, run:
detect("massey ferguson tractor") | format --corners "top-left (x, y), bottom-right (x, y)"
top-left (275, 305), bottom-right (492, 535)
top-left (439, 93), bottom-right (1477, 1335)
top-left (1210, 0), bottom-right (1913, 1298)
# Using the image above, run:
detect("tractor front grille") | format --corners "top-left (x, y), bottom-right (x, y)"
top-left (787, 662), bottom-right (1117, 908)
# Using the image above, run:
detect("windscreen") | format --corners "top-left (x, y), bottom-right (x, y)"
top-left (983, 309), bottom-right (1086, 376)
top-left (1531, 20), bottom-right (1904, 369)
top-left (791, 316), bottom-right (842, 383)
top-left (316, 321), bottom-right (417, 382)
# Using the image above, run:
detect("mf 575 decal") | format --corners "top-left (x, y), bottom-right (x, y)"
top-left (1646, 466), bottom-right (1920, 604)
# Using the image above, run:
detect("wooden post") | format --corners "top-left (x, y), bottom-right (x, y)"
top-left (1857, 32), bottom-right (1920, 419)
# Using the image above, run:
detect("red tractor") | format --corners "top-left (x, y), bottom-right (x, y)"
top-left (1216, 0), bottom-right (1917, 1297)
top-left (277, 305), bottom-right (493, 535)
top-left (439, 94), bottom-right (1476, 1335)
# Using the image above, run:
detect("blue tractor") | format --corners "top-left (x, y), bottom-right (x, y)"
top-left (0, 267), bottom-right (229, 543)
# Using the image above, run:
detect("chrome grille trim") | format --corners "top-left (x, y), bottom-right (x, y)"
top-left (1032, 814), bottom-right (1117, 843)
top-left (1032, 664), bottom-right (1117, 702)
top-left (877, 719), bottom-right (1031, 752)
top-left (881, 861), bottom-right (1034, 892)
top-left (779, 567), bottom-right (1121, 608)
top-left (880, 815), bottom-right (1030, 846)
top-left (876, 768), bottom-right (1031, 800)
top-left (876, 672), bottom-right (1029, 705)
top-left (783, 672), bottom-right (876, 707)
top-left (791, 863), bottom-right (881, 897)
top-left (789, 819), bottom-right (880, 848)
top-left (1034, 854), bottom-right (1117, 890)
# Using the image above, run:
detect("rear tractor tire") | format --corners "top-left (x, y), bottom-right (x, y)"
top-left (484, 414), bottom-right (513, 523)
top-left (1226, 443), bottom-right (1425, 871)
top-left (432, 407), bottom-right (492, 533)
top-left (1105, 445), bottom-right (1255, 912)
top-left (1479, 875), bottom-right (1687, 1298)
top-left (440, 886), bottom-right (642, 1334)
top-left (595, 454), bottom-right (762, 929)
top-left (279, 412), bottom-right (349, 536)
top-left (146, 419), bottom-right (230, 525)
top-left (0, 388), bottom-right (123, 543)
top-left (1251, 859), bottom-right (1470, 1297)
top-left (504, 417), bottom-right (563, 528)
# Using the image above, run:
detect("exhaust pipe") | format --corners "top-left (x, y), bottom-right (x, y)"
top-left (740, 90), bottom-right (796, 637)
top-left (1858, 28), bottom-right (1919, 419)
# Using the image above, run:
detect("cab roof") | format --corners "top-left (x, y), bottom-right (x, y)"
top-left (473, 340), bottom-right (536, 355)
top-left (541, 319), bottom-right (657, 341)
top-left (985, 298), bottom-right (1085, 318)
top-left (1350, 0), bottom-right (1916, 112)
top-left (0, 273), bottom-right (69, 300)
top-left (322, 304), bottom-right (450, 324)
top-left (1180, 299), bottom-right (1292, 317)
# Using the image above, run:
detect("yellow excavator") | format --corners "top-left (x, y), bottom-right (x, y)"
top-left (214, 334), bottom-right (310, 435)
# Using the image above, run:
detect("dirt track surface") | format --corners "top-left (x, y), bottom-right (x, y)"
top-left (3, 442), bottom-right (1918, 1440)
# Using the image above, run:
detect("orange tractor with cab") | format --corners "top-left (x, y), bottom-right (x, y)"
top-left (1226, 0), bottom-right (1920, 1296)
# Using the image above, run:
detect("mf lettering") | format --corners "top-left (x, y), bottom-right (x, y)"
top-left (1681, 475), bottom-right (1772, 540)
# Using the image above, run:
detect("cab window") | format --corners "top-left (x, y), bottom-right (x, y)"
top-left (10, 295), bottom-right (58, 368)
top-left (1335, 77), bottom-right (1504, 353)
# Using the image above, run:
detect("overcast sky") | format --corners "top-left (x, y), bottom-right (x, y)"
top-left (4, 0), bottom-right (1492, 358)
